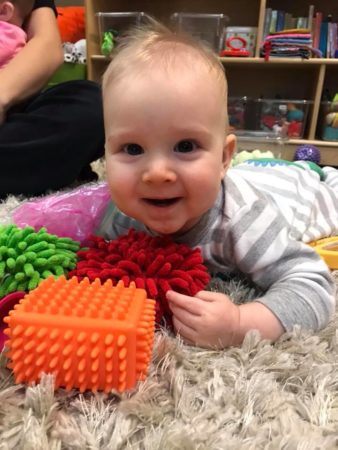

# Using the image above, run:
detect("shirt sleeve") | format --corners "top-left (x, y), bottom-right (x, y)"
top-left (223, 198), bottom-right (336, 332)
top-left (33, 0), bottom-right (57, 16)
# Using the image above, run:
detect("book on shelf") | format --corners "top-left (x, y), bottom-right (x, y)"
top-left (296, 17), bottom-right (308, 29)
top-left (263, 8), bottom-right (311, 35)
top-left (262, 5), bottom-right (338, 59)
top-left (313, 13), bottom-right (338, 58)
top-left (276, 10), bottom-right (285, 32)
top-left (319, 20), bottom-right (329, 57)
top-left (312, 12), bottom-right (322, 49)
top-left (284, 13), bottom-right (293, 30)
top-left (269, 10), bottom-right (278, 34)
top-left (308, 4), bottom-right (315, 32)
top-left (327, 22), bottom-right (338, 58)
top-left (263, 7), bottom-right (272, 39)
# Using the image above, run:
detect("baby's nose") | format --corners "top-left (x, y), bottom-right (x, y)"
top-left (142, 159), bottom-right (177, 184)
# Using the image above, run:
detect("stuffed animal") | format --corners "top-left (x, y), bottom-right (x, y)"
top-left (63, 39), bottom-right (86, 64)
top-left (322, 94), bottom-right (338, 141)
top-left (56, 6), bottom-right (85, 43)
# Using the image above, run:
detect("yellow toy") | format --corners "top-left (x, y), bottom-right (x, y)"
top-left (309, 236), bottom-right (338, 270)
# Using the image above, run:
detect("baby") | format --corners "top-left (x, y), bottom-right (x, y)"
top-left (0, 0), bottom-right (34, 68)
top-left (98, 21), bottom-right (336, 349)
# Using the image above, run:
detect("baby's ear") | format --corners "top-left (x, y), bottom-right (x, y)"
top-left (0, 1), bottom-right (14, 21)
top-left (221, 133), bottom-right (236, 177)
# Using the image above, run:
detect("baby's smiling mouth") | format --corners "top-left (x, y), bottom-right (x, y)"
top-left (143, 197), bottom-right (181, 207)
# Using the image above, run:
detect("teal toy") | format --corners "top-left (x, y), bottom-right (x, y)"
top-left (0, 225), bottom-right (80, 297)
top-left (245, 158), bottom-right (325, 180)
top-left (287, 109), bottom-right (304, 122)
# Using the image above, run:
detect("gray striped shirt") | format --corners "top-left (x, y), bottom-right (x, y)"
top-left (97, 163), bottom-right (337, 332)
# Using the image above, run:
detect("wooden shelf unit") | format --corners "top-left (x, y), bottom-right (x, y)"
top-left (85, 0), bottom-right (338, 161)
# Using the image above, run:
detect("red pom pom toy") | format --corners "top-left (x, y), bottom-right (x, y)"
top-left (69, 229), bottom-right (210, 326)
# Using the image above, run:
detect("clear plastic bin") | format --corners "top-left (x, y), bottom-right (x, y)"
top-left (319, 101), bottom-right (338, 141)
top-left (253, 99), bottom-right (311, 139)
top-left (228, 96), bottom-right (249, 131)
top-left (170, 13), bottom-right (229, 52)
top-left (233, 131), bottom-right (285, 162)
top-left (96, 12), bottom-right (150, 54)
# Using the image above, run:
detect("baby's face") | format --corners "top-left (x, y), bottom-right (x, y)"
top-left (104, 67), bottom-right (235, 235)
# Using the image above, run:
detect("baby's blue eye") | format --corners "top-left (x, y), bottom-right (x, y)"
top-left (174, 140), bottom-right (197, 153)
top-left (123, 144), bottom-right (143, 155)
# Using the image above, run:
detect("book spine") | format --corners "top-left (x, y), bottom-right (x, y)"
top-left (308, 4), bottom-right (315, 33)
top-left (276, 11), bottom-right (285, 32)
top-left (313, 12), bottom-right (323, 49)
top-left (263, 8), bottom-right (272, 39)
top-left (297, 17), bottom-right (308, 29)
top-left (270, 10), bottom-right (278, 34)
top-left (284, 13), bottom-right (293, 30)
top-left (319, 21), bottom-right (328, 57)
top-left (328, 22), bottom-right (338, 58)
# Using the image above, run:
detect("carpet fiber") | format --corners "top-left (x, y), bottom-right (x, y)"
top-left (0, 171), bottom-right (337, 449)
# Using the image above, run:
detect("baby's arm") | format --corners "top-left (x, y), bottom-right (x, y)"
top-left (167, 290), bottom-right (284, 348)
top-left (235, 206), bottom-right (335, 333)
top-left (168, 197), bottom-right (335, 349)
top-left (237, 301), bottom-right (284, 343)
top-left (225, 199), bottom-right (335, 337)
top-left (0, 7), bottom-right (63, 118)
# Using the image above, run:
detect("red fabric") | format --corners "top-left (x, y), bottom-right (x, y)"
top-left (69, 229), bottom-right (211, 326)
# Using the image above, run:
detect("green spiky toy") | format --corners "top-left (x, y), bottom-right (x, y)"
top-left (0, 225), bottom-right (80, 297)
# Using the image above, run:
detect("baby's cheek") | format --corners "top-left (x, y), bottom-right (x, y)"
top-left (106, 166), bottom-right (123, 196)
top-left (106, 158), bottom-right (122, 180)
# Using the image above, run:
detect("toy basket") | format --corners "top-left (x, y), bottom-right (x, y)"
top-left (170, 12), bottom-right (229, 52)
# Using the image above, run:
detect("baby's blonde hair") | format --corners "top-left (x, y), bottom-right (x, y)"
top-left (102, 19), bottom-right (228, 104)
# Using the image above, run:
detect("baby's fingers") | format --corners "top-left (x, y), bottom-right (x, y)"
top-left (172, 316), bottom-right (197, 345)
top-left (166, 290), bottom-right (202, 315)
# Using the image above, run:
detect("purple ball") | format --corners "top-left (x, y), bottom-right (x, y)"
top-left (294, 145), bottom-right (321, 164)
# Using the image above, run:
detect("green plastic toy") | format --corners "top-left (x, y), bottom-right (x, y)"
top-left (0, 225), bottom-right (80, 297)
top-left (101, 29), bottom-right (118, 57)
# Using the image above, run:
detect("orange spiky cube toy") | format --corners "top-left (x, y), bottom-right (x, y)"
top-left (3, 276), bottom-right (155, 393)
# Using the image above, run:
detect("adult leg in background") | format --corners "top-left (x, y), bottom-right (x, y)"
top-left (0, 80), bottom-right (105, 199)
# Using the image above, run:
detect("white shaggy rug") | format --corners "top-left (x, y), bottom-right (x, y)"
top-left (0, 163), bottom-right (337, 449)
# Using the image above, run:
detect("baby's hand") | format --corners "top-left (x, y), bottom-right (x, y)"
top-left (166, 290), bottom-right (240, 349)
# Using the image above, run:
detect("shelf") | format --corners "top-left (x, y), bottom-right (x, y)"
top-left (220, 57), bottom-right (338, 65)
top-left (91, 55), bottom-right (109, 60)
top-left (282, 145), bottom-right (338, 166)
top-left (239, 138), bottom-right (338, 166)
top-left (92, 54), bottom-right (338, 65)
top-left (236, 138), bottom-right (338, 164)
top-left (85, 0), bottom-right (338, 165)
top-left (284, 140), bottom-right (338, 166)
top-left (288, 139), bottom-right (338, 147)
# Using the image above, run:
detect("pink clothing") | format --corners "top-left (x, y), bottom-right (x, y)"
top-left (0, 21), bottom-right (27, 68)
top-left (266, 33), bottom-right (311, 40)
